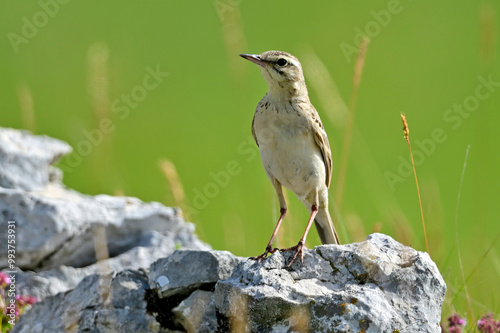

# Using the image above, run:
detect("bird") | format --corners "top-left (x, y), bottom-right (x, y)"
top-left (240, 50), bottom-right (340, 265)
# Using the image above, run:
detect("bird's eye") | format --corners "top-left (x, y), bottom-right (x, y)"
top-left (277, 58), bottom-right (287, 66)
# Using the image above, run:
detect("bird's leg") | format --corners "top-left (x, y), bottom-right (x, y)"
top-left (249, 208), bottom-right (286, 262)
top-left (281, 204), bottom-right (318, 266)
top-left (250, 179), bottom-right (287, 262)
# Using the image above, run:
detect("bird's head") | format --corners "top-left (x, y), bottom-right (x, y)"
top-left (240, 50), bottom-right (307, 98)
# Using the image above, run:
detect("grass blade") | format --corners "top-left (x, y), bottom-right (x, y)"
top-left (400, 114), bottom-right (430, 254)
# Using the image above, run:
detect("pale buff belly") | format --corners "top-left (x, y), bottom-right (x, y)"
top-left (257, 127), bottom-right (326, 200)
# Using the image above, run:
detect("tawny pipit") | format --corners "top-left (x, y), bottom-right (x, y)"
top-left (240, 50), bottom-right (340, 265)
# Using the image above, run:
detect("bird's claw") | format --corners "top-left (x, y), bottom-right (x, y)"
top-left (280, 241), bottom-right (305, 267)
top-left (249, 241), bottom-right (305, 267)
top-left (248, 246), bottom-right (279, 262)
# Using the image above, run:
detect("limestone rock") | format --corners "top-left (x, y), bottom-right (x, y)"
top-left (13, 231), bottom-right (209, 301)
top-left (0, 127), bottom-right (209, 304)
top-left (12, 269), bottom-right (163, 333)
top-left (0, 127), bottom-right (71, 191)
top-left (211, 233), bottom-right (446, 333)
top-left (0, 188), bottom-right (208, 271)
top-left (172, 290), bottom-right (213, 333)
top-left (149, 250), bottom-right (243, 298)
top-left (15, 234), bottom-right (446, 333)
top-left (0, 128), bottom-right (446, 332)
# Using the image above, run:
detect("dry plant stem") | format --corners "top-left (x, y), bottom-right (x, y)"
top-left (217, 2), bottom-right (247, 83)
top-left (17, 84), bottom-right (36, 134)
top-left (335, 37), bottom-right (369, 209)
top-left (160, 159), bottom-right (191, 221)
top-left (160, 159), bottom-right (185, 206)
top-left (454, 145), bottom-right (474, 322)
top-left (400, 114), bottom-right (430, 255)
top-left (87, 42), bottom-right (110, 124)
top-left (479, 3), bottom-right (497, 67)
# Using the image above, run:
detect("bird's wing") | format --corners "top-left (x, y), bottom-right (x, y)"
top-left (251, 111), bottom-right (259, 147)
top-left (310, 107), bottom-right (332, 188)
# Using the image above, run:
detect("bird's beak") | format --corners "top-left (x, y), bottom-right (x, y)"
top-left (240, 54), bottom-right (268, 67)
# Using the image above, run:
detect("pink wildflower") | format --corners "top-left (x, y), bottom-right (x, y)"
top-left (447, 313), bottom-right (466, 333)
top-left (477, 313), bottom-right (500, 333)
top-left (0, 272), bottom-right (10, 287)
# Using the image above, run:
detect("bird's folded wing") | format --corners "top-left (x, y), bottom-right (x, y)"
top-left (312, 114), bottom-right (332, 188)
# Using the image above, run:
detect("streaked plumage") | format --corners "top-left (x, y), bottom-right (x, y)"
top-left (240, 50), bottom-right (340, 265)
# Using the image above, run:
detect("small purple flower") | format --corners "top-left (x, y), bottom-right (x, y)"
top-left (447, 313), bottom-right (466, 333)
top-left (477, 313), bottom-right (499, 333)
top-left (24, 295), bottom-right (39, 305)
top-left (15, 294), bottom-right (39, 307)
top-left (15, 294), bottom-right (26, 306)
top-left (0, 272), bottom-right (10, 287)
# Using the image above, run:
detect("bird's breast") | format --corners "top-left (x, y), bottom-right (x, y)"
top-left (253, 101), bottom-right (325, 196)
top-left (253, 100), bottom-right (309, 144)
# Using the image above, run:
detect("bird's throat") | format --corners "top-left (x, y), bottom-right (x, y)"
top-left (266, 80), bottom-right (308, 103)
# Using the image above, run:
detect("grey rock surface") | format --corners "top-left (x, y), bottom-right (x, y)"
top-left (0, 127), bottom-right (71, 191)
top-left (12, 269), bottom-right (163, 333)
top-left (172, 290), bottom-right (213, 333)
top-left (13, 231), bottom-right (208, 301)
top-left (149, 250), bottom-right (244, 298)
top-left (0, 127), bottom-right (209, 303)
top-left (0, 188), bottom-right (208, 270)
top-left (147, 235), bottom-right (445, 332)
top-left (1, 128), bottom-right (446, 332)
top-left (210, 233), bottom-right (446, 333)
top-left (15, 236), bottom-right (446, 333)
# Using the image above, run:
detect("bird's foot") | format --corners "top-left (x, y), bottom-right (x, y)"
top-left (248, 245), bottom-right (279, 262)
top-left (280, 240), bottom-right (305, 267)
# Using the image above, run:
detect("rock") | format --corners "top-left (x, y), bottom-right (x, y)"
top-left (0, 188), bottom-right (208, 270)
top-left (12, 266), bottom-right (89, 302)
top-left (0, 128), bottom-right (446, 332)
top-left (15, 234), bottom-right (446, 333)
top-left (211, 233), bottom-right (446, 333)
top-left (149, 250), bottom-right (243, 298)
top-left (12, 269), bottom-right (164, 333)
top-left (13, 231), bottom-right (209, 301)
top-left (145, 250), bottom-right (244, 333)
top-left (172, 290), bottom-right (213, 333)
top-left (0, 126), bottom-right (209, 302)
top-left (0, 127), bottom-right (71, 191)
top-left (152, 234), bottom-right (444, 333)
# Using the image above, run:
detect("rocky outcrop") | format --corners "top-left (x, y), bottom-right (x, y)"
top-left (0, 128), bottom-right (446, 332)
top-left (151, 234), bottom-right (445, 333)
top-left (16, 235), bottom-right (446, 333)
top-left (0, 128), bottom-right (71, 191)
top-left (13, 269), bottom-right (159, 333)
top-left (0, 127), bottom-right (209, 302)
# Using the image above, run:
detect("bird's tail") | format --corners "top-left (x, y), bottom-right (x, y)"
top-left (314, 207), bottom-right (340, 245)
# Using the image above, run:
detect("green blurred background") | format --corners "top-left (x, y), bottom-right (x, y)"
top-left (1, 0), bottom-right (499, 321)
